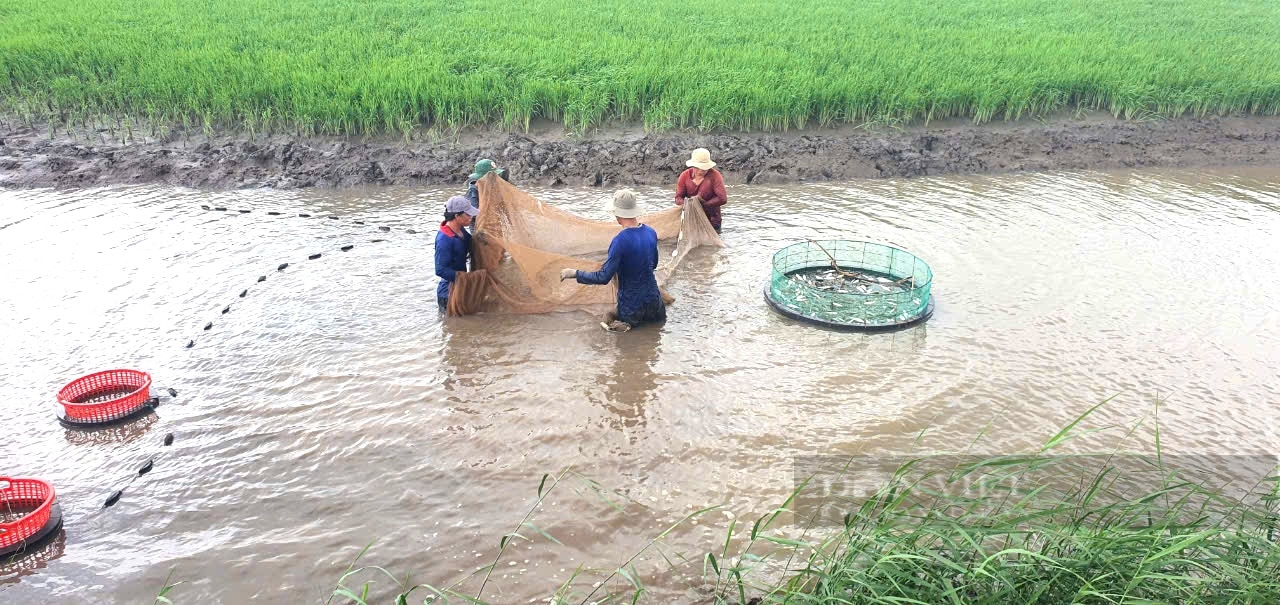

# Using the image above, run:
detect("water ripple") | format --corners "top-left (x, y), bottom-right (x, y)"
top-left (3, 167), bottom-right (1280, 602)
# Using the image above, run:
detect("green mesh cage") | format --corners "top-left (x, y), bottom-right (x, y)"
top-left (765, 240), bottom-right (934, 330)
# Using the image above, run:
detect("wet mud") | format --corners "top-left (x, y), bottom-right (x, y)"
top-left (2, 114), bottom-right (1279, 190)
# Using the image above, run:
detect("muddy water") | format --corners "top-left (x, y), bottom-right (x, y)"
top-left (2, 169), bottom-right (1280, 603)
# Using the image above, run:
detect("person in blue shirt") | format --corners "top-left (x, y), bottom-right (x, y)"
top-left (435, 195), bottom-right (478, 311)
top-left (560, 190), bottom-right (666, 331)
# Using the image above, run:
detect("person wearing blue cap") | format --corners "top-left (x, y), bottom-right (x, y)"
top-left (435, 195), bottom-right (478, 311)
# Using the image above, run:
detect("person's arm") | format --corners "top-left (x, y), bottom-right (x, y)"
top-left (465, 182), bottom-right (480, 209)
top-left (576, 239), bottom-right (622, 285)
top-left (674, 171), bottom-right (688, 205)
top-left (648, 228), bottom-right (659, 271)
top-left (700, 171), bottom-right (727, 209)
top-left (463, 232), bottom-right (474, 271)
top-left (435, 238), bottom-right (458, 283)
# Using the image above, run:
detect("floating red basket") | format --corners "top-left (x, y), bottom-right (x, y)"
top-left (0, 477), bottom-right (57, 555)
top-left (57, 369), bottom-right (153, 425)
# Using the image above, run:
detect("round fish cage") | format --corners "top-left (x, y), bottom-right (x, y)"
top-left (765, 240), bottom-right (934, 331)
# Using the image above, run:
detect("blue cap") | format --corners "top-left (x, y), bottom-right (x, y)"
top-left (445, 195), bottom-right (478, 216)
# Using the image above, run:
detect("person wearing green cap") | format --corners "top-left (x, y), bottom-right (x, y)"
top-left (464, 159), bottom-right (509, 212)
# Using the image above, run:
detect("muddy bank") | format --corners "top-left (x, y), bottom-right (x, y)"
top-left (2, 114), bottom-right (1279, 190)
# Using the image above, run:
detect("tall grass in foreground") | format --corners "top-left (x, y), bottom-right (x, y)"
top-left (323, 403), bottom-right (1280, 604)
top-left (2, 0), bottom-right (1279, 136)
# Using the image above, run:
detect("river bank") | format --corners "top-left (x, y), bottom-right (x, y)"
top-left (3, 114), bottom-right (1279, 190)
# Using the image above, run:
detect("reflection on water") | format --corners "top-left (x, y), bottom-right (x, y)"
top-left (595, 324), bottom-right (664, 436)
top-left (0, 528), bottom-right (67, 587)
top-left (61, 411), bottom-right (160, 447)
top-left (1, 167), bottom-right (1280, 602)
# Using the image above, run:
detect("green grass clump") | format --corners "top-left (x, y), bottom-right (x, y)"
top-left (699, 406), bottom-right (1280, 604)
top-left (728, 456), bottom-right (1280, 604)
top-left (2, 0), bottom-right (1279, 135)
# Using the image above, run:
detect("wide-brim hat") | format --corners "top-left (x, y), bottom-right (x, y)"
top-left (685, 148), bottom-right (716, 170)
top-left (604, 189), bottom-right (642, 219)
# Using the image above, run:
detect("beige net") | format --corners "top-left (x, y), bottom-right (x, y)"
top-left (446, 173), bottom-right (723, 315)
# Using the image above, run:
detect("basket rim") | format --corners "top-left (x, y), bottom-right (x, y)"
top-left (56, 399), bottom-right (159, 428)
top-left (771, 239), bottom-right (934, 295)
top-left (768, 237), bottom-right (942, 294)
top-left (0, 477), bottom-right (56, 534)
top-left (56, 369), bottom-right (153, 409)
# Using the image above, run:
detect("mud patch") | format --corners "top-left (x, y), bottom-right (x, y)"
top-left (2, 114), bottom-right (1279, 190)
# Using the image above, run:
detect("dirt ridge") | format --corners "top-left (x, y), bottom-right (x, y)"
top-left (2, 115), bottom-right (1279, 190)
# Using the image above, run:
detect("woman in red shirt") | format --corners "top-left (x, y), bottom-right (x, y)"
top-left (674, 148), bottom-right (727, 233)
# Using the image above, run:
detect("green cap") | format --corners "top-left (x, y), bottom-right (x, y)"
top-left (469, 159), bottom-right (499, 181)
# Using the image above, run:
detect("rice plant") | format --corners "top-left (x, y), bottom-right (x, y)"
top-left (1, 0), bottom-right (1278, 135)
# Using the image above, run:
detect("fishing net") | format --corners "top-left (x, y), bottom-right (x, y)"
top-left (446, 173), bottom-right (723, 315)
top-left (765, 240), bottom-right (934, 329)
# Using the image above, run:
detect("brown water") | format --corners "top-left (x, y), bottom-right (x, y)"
top-left (2, 168), bottom-right (1280, 603)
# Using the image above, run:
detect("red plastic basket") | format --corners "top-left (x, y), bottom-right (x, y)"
top-left (0, 477), bottom-right (56, 552)
top-left (57, 369), bottom-right (153, 424)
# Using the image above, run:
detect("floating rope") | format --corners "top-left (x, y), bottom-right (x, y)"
top-left (87, 203), bottom-right (433, 523)
top-left (101, 430), bottom-right (176, 508)
top-left (186, 203), bottom-right (439, 349)
top-left (183, 238), bottom-right (398, 349)
top-left (194, 203), bottom-right (427, 238)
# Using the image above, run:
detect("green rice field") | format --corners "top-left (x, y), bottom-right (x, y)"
top-left (3, 0), bottom-right (1280, 134)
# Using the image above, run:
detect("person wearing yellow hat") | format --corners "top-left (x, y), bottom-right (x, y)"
top-left (559, 190), bottom-right (666, 331)
top-left (673, 148), bottom-right (727, 233)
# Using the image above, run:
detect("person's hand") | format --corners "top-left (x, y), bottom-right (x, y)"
top-left (559, 268), bottom-right (577, 281)
top-left (675, 197), bottom-right (685, 206)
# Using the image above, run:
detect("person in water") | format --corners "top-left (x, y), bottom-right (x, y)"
top-left (463, 158), bottom-right (509, 212)
top-left (673, 147), bottom-right (727, 233)
top-left (435, 195), bottom-right (478, 311)
top-left (560, 190), bottom-right (666, 331)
